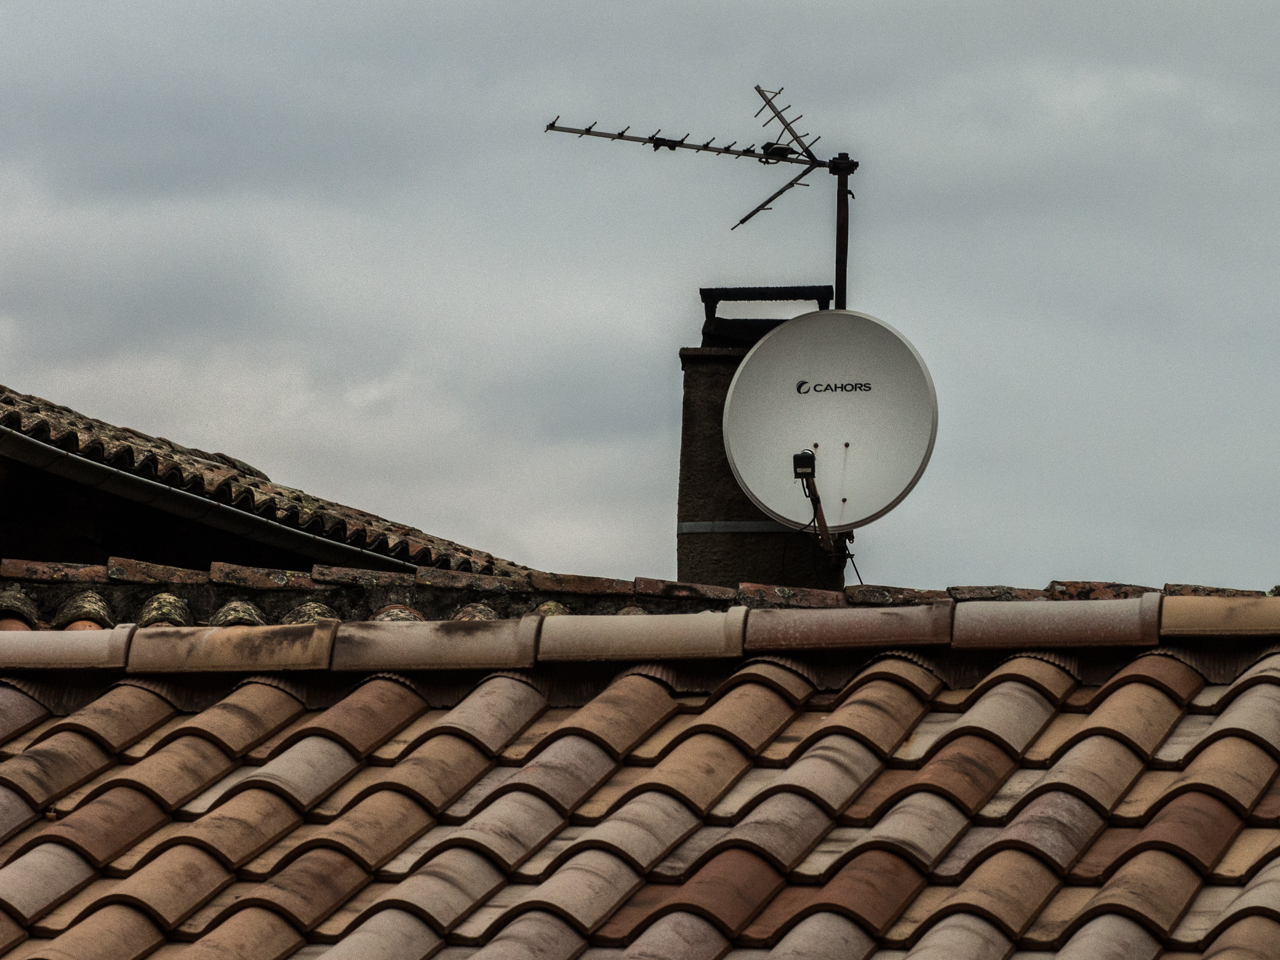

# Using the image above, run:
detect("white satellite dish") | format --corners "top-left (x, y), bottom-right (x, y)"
top-left (723, 309), bottom-right (937, 532)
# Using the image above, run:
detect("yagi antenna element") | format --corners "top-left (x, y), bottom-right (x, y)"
top-left (547, 85), bottom-right (860, 309)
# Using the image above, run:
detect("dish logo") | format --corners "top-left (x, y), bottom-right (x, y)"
top-left (796, 380), bottom-right (870, 394)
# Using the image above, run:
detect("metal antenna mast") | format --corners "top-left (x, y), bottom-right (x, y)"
top-left (547, 86), bottom-right (859, 309)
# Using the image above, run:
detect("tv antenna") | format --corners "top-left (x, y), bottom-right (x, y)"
top-left (547, 85), bottom-right (860, 309)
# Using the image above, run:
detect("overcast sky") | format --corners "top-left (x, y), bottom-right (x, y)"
top-left (2, 3), bottom-right (1278, 590)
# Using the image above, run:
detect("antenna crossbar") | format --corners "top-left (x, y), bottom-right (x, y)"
top-left (732, 163), bottom-right (820, 230)
top-left (546, 120), bottom-right (820, 168)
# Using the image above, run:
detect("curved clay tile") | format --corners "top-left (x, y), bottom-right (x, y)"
top-left (27, 902), bottom-right (164, 960)
top-left (208, 601), bottom-right (266, 628)
top-left (545, 791), bottom-right (697, 876)
top-left (618, 910), bottom-right (729, 960)
top-left (651, 827), bottom-right (729, 883)
top-left (680, 683), bottom-right (797, 756)
top-left (768, 910), bottom-right (876, 960)
top-left (1159, 736), bottom-right (1278, 816)
top-left (320, 907), bottom-right (441, 960)
top-left (1127, 791), bottom-right (1244, 874)
top-left (1200, 856), bottom-right (1280, 944)
top-left (440, 792), bottom-right (564, 870)
top-left (1020, 735), bottom-right (1145, 815)
top-left (421, 677), bottom-right (548, 757)
top-left (134, 593), bottom-right (193, 629)
top-left (0, 731), bottom-right (112, 808)
top-left (910, 736), bottom-right (1017, 816)
top-left (536, 676), bottom-right (676, 761)
top-left (86, 736), bottom-right (234, 813)
top-left (150, 682), bottom-right (304, 759)
top-left (628, 714), bottom-right (701, 765)
top-left (715, 736), bottom-right (880, 821)
top-left (743, 849), bottom-right (923, 944)
top-left (0, 842), bottom-right (96, 923)
top-left (700, 793), bottom-right (832, 873)
top-left (840, 658), bottom-right (943, 703)
top-left (272, 678), bottom-right (425, 759)
top-left (294, 788), bottom-right (433, 872)
top-left (1154, 712), bottom-right (1216, 765)
top-left (365, 846), bottom-right (504, 933)
top-left (1075, 848), bottom-right (1202, 937)
top-left (469, 910), bottom-right (585, 960)
top-left (804, 680), bottom-right (925, 758)
top-left (91, 843), bottom-right (231, 930)
top-left (711, 662), bottom-right (814, 707)
top-left (51, 592), bottom-right (114, 630)
top-left (619, 734), bottom-right (750, 817)
top-left (22, 787), bottom-right (166, 868)
top-left (0, 587), bottom-right (39, 630)
top-left (1069, 682), bottom-right (1184, 760)
top-left (322, 734), bottom-right (491, 818)
top-left (1056, 913), bottom-right (1162, 960)
top-left (1196, 684), bottom-right (1280, 761)
top-left (903, 913), bottom-right (1011, 960)
top-left (931, 849), bottom-right (1060, 938)
top-left (0, 686), bottom-right (48, 747)
top-left (480, 735), bottom-right (617, 816)
top-left (598, 849), bottom-right (784, 944)
top-left (34, 685), bottom-right (175, 754)
top-left (925, 682), bottom-right (1056, 761)
top-left (368, 604), bottom-right (426, 622)
top-left (1202, 914), bottom-right (1280, 959)
top-left (1213, 828), bottom-right (1280, 884)
top-left (224, 847), bottom-right (368, 932)
top-left (492, 849), bottom-right (641, 935)
top-left (134, 788), bottom-right (299, 872)
top-left (967, 656), bottom-right (1077, 706)
top-left (985, 791), bottom-right (1104, 875)
top-left (1088, 654), bottom-right (1206, 708)
top-left (181, 906), bottom-right (305, 960)
top-left (210, 736), bottom-right (355, 812)
top-left (841, 792), bottom-right (969, 876)
top-left (0, 787), bottom-right (35, 848)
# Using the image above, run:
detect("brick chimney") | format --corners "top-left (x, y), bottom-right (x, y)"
top-left (677, 287), bottom-right (844, 591)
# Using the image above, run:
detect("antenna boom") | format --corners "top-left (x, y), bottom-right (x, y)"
top-left (547, 121), bottom-right (820, 168)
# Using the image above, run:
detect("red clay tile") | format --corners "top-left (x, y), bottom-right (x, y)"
top-left (1077, 849), bottom-right (1202, 937)
top-left (144, 789), bottom-right (300, 870)
top-left (0, 843), bottom-right (96, 923)
top-left (336, 734), bottom-right (491, 816)
top-left (1162, 736), bottom-right (1278, 816)
top-left (1134, 791), bottom-right (1244, 873)
top-left (273, 678), bottom-right (425, 759)
top-left (555, 792), bottom-right (698, 875)
top-left (153, 682), bottom-right (303, 760)
top-left (933, 848), bottom-right (1060, 937)
top-left (105, 557), bottom-right (207, 584)
top-left (935, 681), bottom-right (1055, 759)
top-left (621, 734), bottom-right (750, 817)
top-left (32, 902), bottom-right (164, 960)
top-left (1199, 684), bottom-right (1280, 760)
top-left (223, 736), bottom-right (357, 811)
top-left (0, 911), bottom-right (21, 955)
top-left (914, 736), bottom-right (1017, 816)
top-left (713, 661), bottom-right (814, 706)
top-left (108, 844), bottom-right (233, 929)
top-left (807, 680), bottom-right (925, 758)
top-left (988, 790), bottom-right (1104, 874)
top-left (1024, 734), bottom-right (1145, 814)
top-left (181, 906), bottom-right (304, 960)
top-left (0, 731), bottom-right (112, 807)
top-left (1093, 654), bottom-right (1206, 707)
top-left (301, 789), bottom-right (432, 871)
top-left (440, 792), bottom-right (563, 870)
top-left (742, 849), bottom-right (923, 944)
top-left (634, 577), bottom-right (737, 600)
top-left (971, 656), bottom-right (1077, 705)
top-left (0, 687), bottom-right (48, 746)
top-left (1252, 774), bottom-right (1280, 824)
top-left (842, 657), bottom-right (943, 702)
top-left (1072, 682), bottom-right (1184, 759)
top-left (25, 788), bottom-right (167, 867)
top-left (0, 559), bottom-right (109, 583)
top-left (540, 676), bottom-right (676, 760)
top-left (844, 792), bottom-right (969, 874)
top-left (748, 735), bottom-right (881, 818)
top-left (243, 847), bottom-right (369, 931)
top-left (596, 849), bottom-right (784, 943)
top-left (321, 908), bottom-right (441, 959)
top-left (89, 736), bottom-right (233, 811)
top-left (704, 793), bottom-right (831, 872)
top-left (415, 567), bottom-right (532, 593)
top-left (743, 603), bottom-right (952, 651)
top-left (683, 683), bottom-right (795, 756)
top-left (310, 566), bottom-right (416, 588)
top-left (1202, 915), bottom-right (1280, 959)
top-left (36, 685), bottom-right (175, 753)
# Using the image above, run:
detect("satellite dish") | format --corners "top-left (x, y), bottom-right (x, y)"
top-left (723, 309), bottom-right (937, 531)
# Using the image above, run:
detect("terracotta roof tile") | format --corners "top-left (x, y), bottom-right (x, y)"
top-left (1022, 734), bottom-right (1145, 814)
top-left (805, 679), bottom-right (925, 758)
top-left (1057, 914), bottom-right (1162, 960)
top-left (1202, 914), bottom-right (1280, 959)
top-left (932, 848), bottom-right (1060, 937)
top-left (1159, 736), bottom-right (1277, 815)
top-left (0, 791), bottom-right (35, 849)
top-left (1091, 654), bottom-right (1206, 707)
top-left (616, 911), bottom-right (729, 960)
top-left (742, 849), bottom-right (923, 943)
top-left (203, 736), bottom-right (355, 812)
top-left (903, 913), bottom-right (1011, 960)
top-left (90, 736), bottom-right (235, 811)
top-left (680, 683), bottom-right (796, 756)
top-left (767, 910), bottom-right (875, 960)
top-left (364, 846), bottom-right (504, 932)
top-left (149, 683), bottom-right (303, 759)
top-left (420, 677), bottom-right (548, 757)
top-left (23, 788), bottom-right (166, 867)
top-left (318, 734), bottom-right (490, 818)
top-left (0, 689), bottom-right (47, 747)
top-left (25, 903), bottom-right (163, 960)
top-left (612, 734), bottom-right (750, 817)
top-left (432, 792), bottom-right (564, 871)
top-left (272, 678), bottom-right (425, 759)
top-left (597, 849), bottom-right (783, 943)
top-left (99, 844), bottom-right (232, 929)
top-left (180, 906), bottom-right (304, 960)
top-left (540, 676), bottom-right (676, 760)
top-left (0, 733), bottom-right (112, 807)
top-left (470, 910), bottom-right (585, 960)
top-left (319, 907), bottom-right (440, 960)
top-left (1077, 848), bottom-right (1202, 937)
top-left (1069, 682), bottom-right (1184, 759)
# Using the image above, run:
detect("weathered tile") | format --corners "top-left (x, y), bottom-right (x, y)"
top-left (181, 906), bottom-right (305, 960)
top-left (1160, 736), bottom-right (1277, 816)
top-left (107, 844), bottom-right (233, 929)
top-left (29, 903), bottom-right (164, 960)
top-left (712, 663), bottom-right (814, 706)
top-left (1212, 828), bottom-right (1280, 883)
top-left (1027, 735), bottom-right (1145, 814)
top-left (273, 678), bottom-right (426, 759)
top-left (316, 734), bottom-right (491, 819)
top-left (806, 680), bottom-right (924, 758)
top-left (495, 849), bottom-right (641, 934)
top-left (560, 792), bottom-right (699, 874)
top-left (0, 731), bottom-right (112, 807)
top-left (616, 911), bottom-right (730, 960)
top-left (1078, 849), bottom-right (1202, 936)
top-left (483, 735), bottom-right (616, 816)
top-left (89, 736), bottom-right (234, 811)
top-left (369, 846), bottom-right (505, 932)
top-left (27, 787), bottom-right (167, 866)
top-left (767, 911), bottom-right (875, 960)
top-left (544, 676), bottom-right (677, 760)
top-left (1093, 655), bottom-right (1206, 707)
top-left (612, 734), bottom-right (750, 817)
top-left (1200, 683), bottom-right (1280, 759)
top-left (841, 658), bottom-right (943, 702)
top-left (989, 791), bottom-right (1104, 874)
top-left (904, 913), bottom-right (1012, 960)
top-left (1201, 915), bottom-right (1280, 958)
top-left (0, 786), bottom-right (36, 846)
top-left (936, 848), bottom-right (1059, 938)
top-left (1168, 886), bottom-right (1240, 950)
top-left (1056, 914), bottom-right (1161, 960)
top-left (742, 849), bottom-right (923, 944)
top-left (443, 792), bottom-right (563, 870)
top-left (0, 843), bottom-right (96, 923)
top-left (35, 685), bottom-right (175, 753)
top-left (469, 910), bottom-right (585, 960)
top-left (0, 687), bottom-right (49, 746)
top-left (701, 793), bottom-right (831, 872)
top-left (155, 683), bottom-right (304, 759)
top-left (686, 684), bottom-right (796, 756)
top-left (1077, 682), bottom-right (1184, 759)
top-left (428, 678), bottom-right (548, 756)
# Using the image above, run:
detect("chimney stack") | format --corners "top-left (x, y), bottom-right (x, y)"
top-left (677, 287), bottom-right (843, 591)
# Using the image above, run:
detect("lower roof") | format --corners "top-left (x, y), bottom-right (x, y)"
top-left (2, 587), bottom-right (1280, 957)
